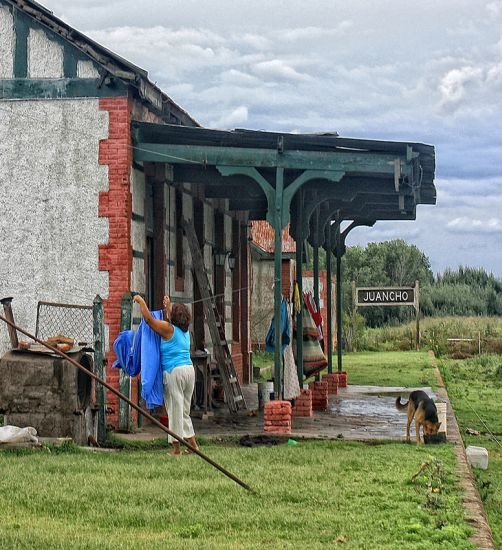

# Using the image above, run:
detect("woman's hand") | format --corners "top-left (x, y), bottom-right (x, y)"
top-left (162, 295), bottom-right (172, 318)
top-left (133, 294), bottom-right (145, 305)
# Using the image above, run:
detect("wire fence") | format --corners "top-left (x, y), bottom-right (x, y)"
top-left (35, 301), bottom-right (94, 345)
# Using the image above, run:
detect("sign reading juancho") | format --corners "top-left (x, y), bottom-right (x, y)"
top-left (356, 287), bottom-right (416, 307)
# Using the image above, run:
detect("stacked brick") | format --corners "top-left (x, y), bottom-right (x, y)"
top-left (292, 389), bottom-right (313, 417)
top-left (309, 381), bottom-right (329, 411)
top-left (322, 373), bottom-right (339, 395)
top-left (338, 371), bottom-right (348, 388)
top-left (98, 96), bottom-right (133, 429)
top-left (264, 401), bottom-right (292, 434)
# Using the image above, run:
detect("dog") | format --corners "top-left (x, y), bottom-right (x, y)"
top-left (395, 390), bottom-right (441, 444)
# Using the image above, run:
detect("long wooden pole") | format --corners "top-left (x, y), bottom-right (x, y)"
top-left (0, 314), bottom-right (254, 493)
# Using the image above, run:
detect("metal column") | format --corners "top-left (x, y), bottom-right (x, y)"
top-left (273, 167), bottom-right (284, 399)
top-left (295, 191), bottom-right (304, 385)
top-left (326, 225), bottom-right (333, 373)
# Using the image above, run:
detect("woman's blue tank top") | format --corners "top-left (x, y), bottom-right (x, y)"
top-left (160, 325), bottom-right (192, 373)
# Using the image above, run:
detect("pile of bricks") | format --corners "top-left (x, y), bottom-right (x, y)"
top-left (322, 373), bottom-right (339, 395)
top-left (337, 371), bottom-right (348, 388)
top-left (263, 400), bottom-right (292, 434)
top-left (309, 380), bottom-right (329, 411)
top-left (292, 389), bottom-right (313, 417)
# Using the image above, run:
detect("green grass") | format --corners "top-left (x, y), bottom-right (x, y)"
top-left (335, 350), bottom-right (437, 388)
top-left (0, 440), bottom-right (473, 549)
top-left (438, 354), bottom-right (502, 547)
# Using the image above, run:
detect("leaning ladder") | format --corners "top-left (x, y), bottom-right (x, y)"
top-left (182, 219), bottom-right (247, 413)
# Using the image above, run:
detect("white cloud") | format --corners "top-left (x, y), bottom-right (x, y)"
top-left (220, 69), bottom-right (261, 87)
top-left (486, 1), bottom-right (502, 17)
top-left (438, 66), bottom-right (484, 104)
top-left (210, 105), bottom-right (249, 129)
top-left (252, 59), bottom-right (313, 82)
top-left (447, 217), bottom-right (502, 233)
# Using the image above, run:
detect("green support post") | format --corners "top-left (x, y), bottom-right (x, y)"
top-left (335, 224), bottom-right (343, 372)
top-left (295, 192), bottom-right (304, 387)
top-left (326, 225), bottom-right (333, 374)
top-left (273, 167), bottom-right (284, 399)
top-left (118, 292), bottom-right (133, 432)
top-left (93, 295), bottom-right (107, 445)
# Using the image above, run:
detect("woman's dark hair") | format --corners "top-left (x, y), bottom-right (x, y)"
top-left (170, 303), bottom-right (191, 332)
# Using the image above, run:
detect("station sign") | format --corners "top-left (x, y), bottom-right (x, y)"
top-left (356, 286), bottom-right (416, 307)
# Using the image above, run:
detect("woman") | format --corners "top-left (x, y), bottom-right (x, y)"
top-left (133, 294), bottom-right (198, 456)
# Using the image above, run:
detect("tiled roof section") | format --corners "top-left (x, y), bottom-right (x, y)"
top-left (250, 221), bottom-right (296, 254)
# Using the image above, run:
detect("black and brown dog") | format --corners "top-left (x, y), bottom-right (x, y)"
top-left (395, 390), bottom-right (441, 444)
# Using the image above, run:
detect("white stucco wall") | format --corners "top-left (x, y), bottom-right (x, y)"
top-left (0, 6), bottom-right (14, 78)
top-left (77, 60), bottom-right (100, 79)
top-left (0, 98), bottom-right (109, 355)
top-left (28, 28), bottom-right (63, 78)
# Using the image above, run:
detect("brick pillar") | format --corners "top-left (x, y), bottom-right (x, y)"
top-left (292, 389), bottom-right (313, 417)
top-left (98, 96), bottom-right (133, 429)
top-left (338, 371), bottom-right (348, 388)
top-left (264, 401), bottom-right (292, 434)
top-left (309, 381), bottom-right (329, 411)
top-left (322, 373), bottom-right (338, 395)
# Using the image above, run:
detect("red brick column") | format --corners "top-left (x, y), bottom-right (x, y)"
top-left (309, 380), bottom-right (329, 411)
top-left (264, 401), bottom-right (292, 434)
top-left (292, 389), bottom-right (313, 417)
top-left (338, 371), bottom-right (348, 388)
top-left (98, 96), bottom-right (133, 429)
top-left (322, 373), bottom-right (338, 395)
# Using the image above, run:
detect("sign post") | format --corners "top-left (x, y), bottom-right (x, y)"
top-left (354, 281), bottom-right (420, 348)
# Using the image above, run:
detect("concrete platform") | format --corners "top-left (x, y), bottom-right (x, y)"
top-left (117, 384), bottom-right (440, 443)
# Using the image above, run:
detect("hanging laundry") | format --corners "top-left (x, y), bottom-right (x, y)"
top-left (112, 311), bottom-right (164, 409)
top-left (265, 298), bottom-right (291, 353)
top-left (293, 296), bottom-right (327, 379)
top-left (293, 281), bottom-right (302, 315)
top-left (283, 303), bottom-right (301, 400)
top-left (304, 291), bottom-right (323, 339)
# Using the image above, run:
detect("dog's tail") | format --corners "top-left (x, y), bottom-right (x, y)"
top-left (395, 396), bottom-right (409, 411)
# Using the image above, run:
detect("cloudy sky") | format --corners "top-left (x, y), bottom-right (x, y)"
top-left (43, 0), bottom-right (502, 277)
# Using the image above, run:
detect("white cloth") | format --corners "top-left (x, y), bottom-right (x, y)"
top-left (0, 425), bottom-right (38, 444)
top-left (283, 307), bottom-right (301, 400)
top-left (163, 365), bottom-right (195, 443)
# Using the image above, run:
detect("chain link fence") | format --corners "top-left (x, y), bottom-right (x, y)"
top-left (35, 301), bottom-right (94, 345)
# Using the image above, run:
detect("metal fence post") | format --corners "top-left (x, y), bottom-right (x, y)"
top-left (93, 295), bottom-right (107, 444)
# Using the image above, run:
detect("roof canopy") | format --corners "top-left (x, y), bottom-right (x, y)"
top-left (132, 122), bottom-right (435, 250)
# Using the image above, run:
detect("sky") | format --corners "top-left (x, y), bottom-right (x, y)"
top-left (42, 0), bottom-right (502, 277)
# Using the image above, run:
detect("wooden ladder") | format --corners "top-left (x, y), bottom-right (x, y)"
top-left (182, 219), bottom-right (247, 413)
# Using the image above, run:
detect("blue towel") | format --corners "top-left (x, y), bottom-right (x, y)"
top-left (138, 312), bottom-right (163, 409)
top-left (112, 330), bottom-right (138, 376)
top-left (112, 310), bottom-right (164, 409)
top-left (265, 299), bottom-right (291, 353)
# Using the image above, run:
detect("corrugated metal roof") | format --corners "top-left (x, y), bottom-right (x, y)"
top-left (250, 222), bottom-right (296, 254)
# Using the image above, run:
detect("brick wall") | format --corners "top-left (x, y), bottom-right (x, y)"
top-left (98, 96), bottom-right (133, 428)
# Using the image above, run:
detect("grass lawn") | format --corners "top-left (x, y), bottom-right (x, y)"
top-left (336, 350), bottom-right (437, 389)
top-left (0, 440), bottom-right (473, 549)
top-left (438, 355), bottom-right (502, 548)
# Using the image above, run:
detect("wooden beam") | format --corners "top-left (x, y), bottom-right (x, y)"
top-left (133, 143), bottom-right (411, 175)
